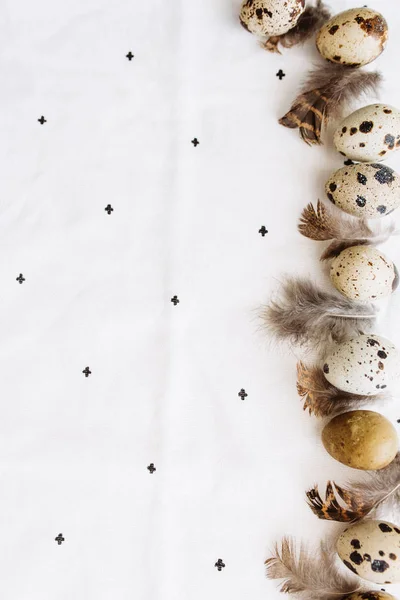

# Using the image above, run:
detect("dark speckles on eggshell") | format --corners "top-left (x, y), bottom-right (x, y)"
top-left (384, 134), bottom-right (395, 149)
top-left (323, 363), bottom-right (330, 374)
top-left (377, 205), bottom-right (387, 214)
top-left (377, 350), bottom-right (387, 359)
top-left (329, 183), bottom-right (337, 192)
top-left (371, 560), bottom-right (390, 573)
top-left (360, 121), bottom-right (374, 133)
top-left (379, 523), bottom-right (393, 533)
top-left (384, 109), bottom-right (393, 114)
top-left (329, 25), bottom-right (339, 34)
top-left (389, 553), bottom-right (397, 560)
top-left (356, 196), bottom-right (367, 207)
top-left (350, 551), bottom-right (364, 565)
top-left (256, 8), bottom-right (263, 18)
top-left (357, 172), bottom-right (368, 185)
top-left (351, 539), bottom-right (361, 549)
top-left (373, 165), bottom-right (395, 185)
top-left (350, 127), bottom-right (358, 135)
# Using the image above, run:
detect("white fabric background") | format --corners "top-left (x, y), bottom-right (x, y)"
top-left (1, 0), bottom-right (400, 598)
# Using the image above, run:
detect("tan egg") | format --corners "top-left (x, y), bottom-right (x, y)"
top-left (239, 0), bottom-right (305, 37)
top-left (326, 163), bottom-right (400, 218)
top-left (323, 334), bottom-right (400, 396)
top-left (330, 245), bottom-right (398, 302)
top-left (345, 594), bottom-right (396, 600)
top-left (316, 8), bottom-right (388, 66)
top-left (337, 520), bottom-right (400, 583)
top-left (334, 104), bottom-right (400, 162)
top-left (322, 410), bottom-right (398, 470)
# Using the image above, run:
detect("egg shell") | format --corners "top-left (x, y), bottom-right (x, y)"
top-left (322, 410), bottom-right (398, 470)
top-left (316, 8), bottom-right (388, 66)
top-left (337, 520), bottom-right (400, 583)
top-left (330, 245), bottom-right (398, 302)
top-left (323, 334), bottom-right (400, 396)
top-left (334, 104), bottom-right (400, 162)
top-left (326, 163), bottom-right (400, 218)
top-left (239, 0), bottom-right (305, 37)
top-left (345, 594), bottom-right (396, 600)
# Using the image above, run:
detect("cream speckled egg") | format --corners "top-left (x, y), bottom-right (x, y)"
top-left (337, 520), bottom-right (400, 583)
top-left (326, 163), bottom-right (400, 218)
top-left (316, 8), bottom-right (388, 66)
top-left (330, 245), bottom-right (398, 302)
top-left (239, 0), bottom-right (305, 37)
top-left (323, 334), bottom-right (400, 395)
top-left (334, 104), bottom-right (400, 162)
top-left (345, 592), bottom-right (396, 600)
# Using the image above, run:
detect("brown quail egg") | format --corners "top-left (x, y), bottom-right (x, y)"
top-left (337, 520), bottom-right (400, 583)
top-left (334, 104), bottom-right (400, 162)
top-left (239, 0), bottom-right (305, 37)
top-left (326, 163), bottom-right (400, 218)
top-left (316, 8), bottom-right (388, 67)
top-left (330, 245), bottom-right (398, 302)
top-left (323, 334), bottom-right (400, 396)
top-left (322, 410), bottom-right (398, 470)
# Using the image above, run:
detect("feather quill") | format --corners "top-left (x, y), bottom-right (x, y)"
top-left (265, 536), bottom-right (362, 600)
top-left (307, 453), bottom-right (400, 523)
top-left (262, 277), bottom-right (377, 350)
top-left (296, 362), bottom-right (386, 417)
top-left (262, 1), bottom-right (331, 53)
top-left (298, 201), bottom-right (395, 260)
top-left (279, 64), bottom-right (382, 145)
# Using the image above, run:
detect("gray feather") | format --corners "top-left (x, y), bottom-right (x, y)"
top-left (262, 277), bottom-right (377, 350)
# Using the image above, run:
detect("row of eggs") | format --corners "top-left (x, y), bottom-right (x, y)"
top-left (319, 334), bottom-right (400, 470)
top-left (240, 4), bottom-right (388, 68)
top-left (239, 2), bottom-right (400, 591)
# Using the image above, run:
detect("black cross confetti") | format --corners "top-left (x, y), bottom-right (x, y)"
top-left (276, 70), bottom-right (285, 80)
top-left (82, 367), bottom-right (91, 378)
top-left (238, 389), bottom-right (248, 401)
top-left (55, 533), bottom-right (65, 545)
top-left (126, 51), bottom-right (134, 61)
top-left (16, 274), bottom-right (25, 284)
top-left (147, 463), bottom-right (156, 474)
top-left (259, 226), bottom-right (268, 237)
top-left (38, 116), bottom-right (47, 125)
top-left (215, 559), bottom-right (225, 571)
top-left (191, 138), bottom-right (199, 147)
top-left (171, 295), bottom-right (179, 306)
top-left (105, 204), bottom-right (114, 215)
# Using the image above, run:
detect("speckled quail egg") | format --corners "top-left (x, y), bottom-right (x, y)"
top-left (326, 163), bottom-right (400, 218)
top-left (337, 520), bottom-right (400, 583)
top-left (316, 8), bottom-right (388, 66)
top-left (323, 334), bottom-right (400, 396)
top-left (330, 245), bottom-right (398, 302)
top-left (239, 0), bottom-right (305, 37)
top-left (334, 104), bottom-right (400, 162)
top-left (322, 410), bottom-right (398, 470)
top-left (345, 592), bottom-right (396, 600)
